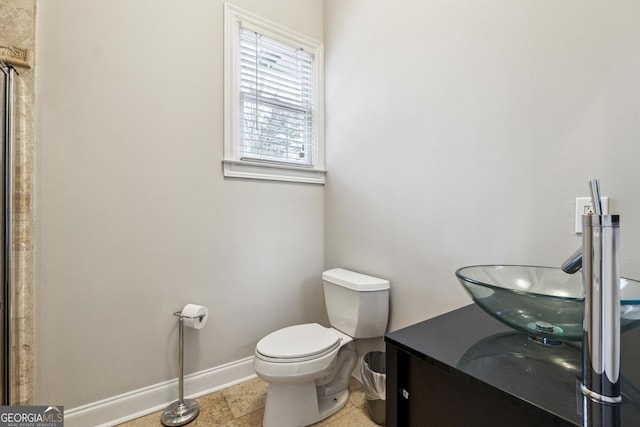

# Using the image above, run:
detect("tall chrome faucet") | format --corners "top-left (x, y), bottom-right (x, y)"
top-left (562, 179), bottom-right (608, 275)
top-left (579, 179), bottom-right (621, 404)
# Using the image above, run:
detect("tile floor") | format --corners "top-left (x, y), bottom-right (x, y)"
top-left (117, 376), bottom-right (380, 427)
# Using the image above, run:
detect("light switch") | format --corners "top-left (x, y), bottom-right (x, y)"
top-left (575, 197), bottom-right (609, 234)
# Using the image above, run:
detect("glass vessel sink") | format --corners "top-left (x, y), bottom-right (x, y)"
top-left (455, 265), bottom-right (640, 344)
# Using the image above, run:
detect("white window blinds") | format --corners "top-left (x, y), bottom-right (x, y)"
top-left (238, 26), bottom-right (315, 166)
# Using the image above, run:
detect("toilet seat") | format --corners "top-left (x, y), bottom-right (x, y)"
top-left (256, 323), bottom-right (341, 363)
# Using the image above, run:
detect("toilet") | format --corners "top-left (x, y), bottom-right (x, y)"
top-left (254, 268), bottom-right (390, 427)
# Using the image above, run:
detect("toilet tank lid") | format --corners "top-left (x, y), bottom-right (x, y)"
top-left (322, 268), bottom-right (390, 291)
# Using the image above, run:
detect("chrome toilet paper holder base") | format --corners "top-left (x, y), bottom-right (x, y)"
top-left (161, 310), bottom-right (202, 426)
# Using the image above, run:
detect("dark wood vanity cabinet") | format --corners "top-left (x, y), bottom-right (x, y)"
top-left (385, 341), bottom-right (571, 426)
top-left (384, 305), bottom-right (640, 427)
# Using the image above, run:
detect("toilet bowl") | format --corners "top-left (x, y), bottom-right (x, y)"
top-left (254, 268), bottom-right (390, 427)
top-left (254, 323), bottom-right (351, 382)
top-left (254, 324), bottom-right (357, 427)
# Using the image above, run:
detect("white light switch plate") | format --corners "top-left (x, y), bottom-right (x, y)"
top-left (575, 197), bottom-right (609, 233)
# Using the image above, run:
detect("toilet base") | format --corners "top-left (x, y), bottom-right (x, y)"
top-left (318, 388), bottom-right (349, 421)
top-left (262, 382), bottom-right (349, 427)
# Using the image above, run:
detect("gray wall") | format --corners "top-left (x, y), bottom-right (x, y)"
top-left (323, 0), bottom-right (640, 332)
top-left (34, 0), bottom-right (640, 411)
top-left (35, 0), bottom-right (324, 408)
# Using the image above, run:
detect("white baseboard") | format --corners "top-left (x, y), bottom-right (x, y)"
top-left (64, 356), bottom-right (256, 427)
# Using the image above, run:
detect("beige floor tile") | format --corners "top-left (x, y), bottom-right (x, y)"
top-left (192, 392), bottom-right (236, 426)
top-left (221, 377), bottom-right (268, 418)
top-left (116, 376), bottom-right (380, 427)
top-left (323, 406), bottom-right (379, 427)
top-left (117, 392), bottom-right (235, 427)
top-left (347, 377), bottom-right (367, 409)
top-left (235, 408), bottom-right (265, 427)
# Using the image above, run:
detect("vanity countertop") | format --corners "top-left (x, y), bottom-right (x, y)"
top-left (385, 304), bottom-right (640, 426)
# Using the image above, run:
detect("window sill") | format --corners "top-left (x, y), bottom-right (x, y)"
top-left (222, 160), bottom-right (326, 184)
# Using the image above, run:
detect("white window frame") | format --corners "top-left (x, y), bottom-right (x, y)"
top-left (223, 3), bottom-right (325, 184)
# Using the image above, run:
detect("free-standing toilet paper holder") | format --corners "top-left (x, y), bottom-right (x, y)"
top-left (161, 310), bottom-right (206, 427)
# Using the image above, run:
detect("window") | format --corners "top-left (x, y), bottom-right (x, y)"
top-left (224, 3), bottom-right (325, 184)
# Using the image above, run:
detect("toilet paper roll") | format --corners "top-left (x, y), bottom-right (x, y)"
top-left (181, 304), bottom-right (208, 330)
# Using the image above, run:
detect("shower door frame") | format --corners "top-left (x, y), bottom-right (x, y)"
top-left (1, 62), bottom-right (16, 406)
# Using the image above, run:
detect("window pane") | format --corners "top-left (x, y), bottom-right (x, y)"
top-left (239, 28), bottom-right (314, 166)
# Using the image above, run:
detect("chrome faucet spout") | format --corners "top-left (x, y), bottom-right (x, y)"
top-left (561, 247), bottom-right (582, 274)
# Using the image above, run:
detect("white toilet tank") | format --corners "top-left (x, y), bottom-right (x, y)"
top-left (322, 268), bottom-right (390, 338)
